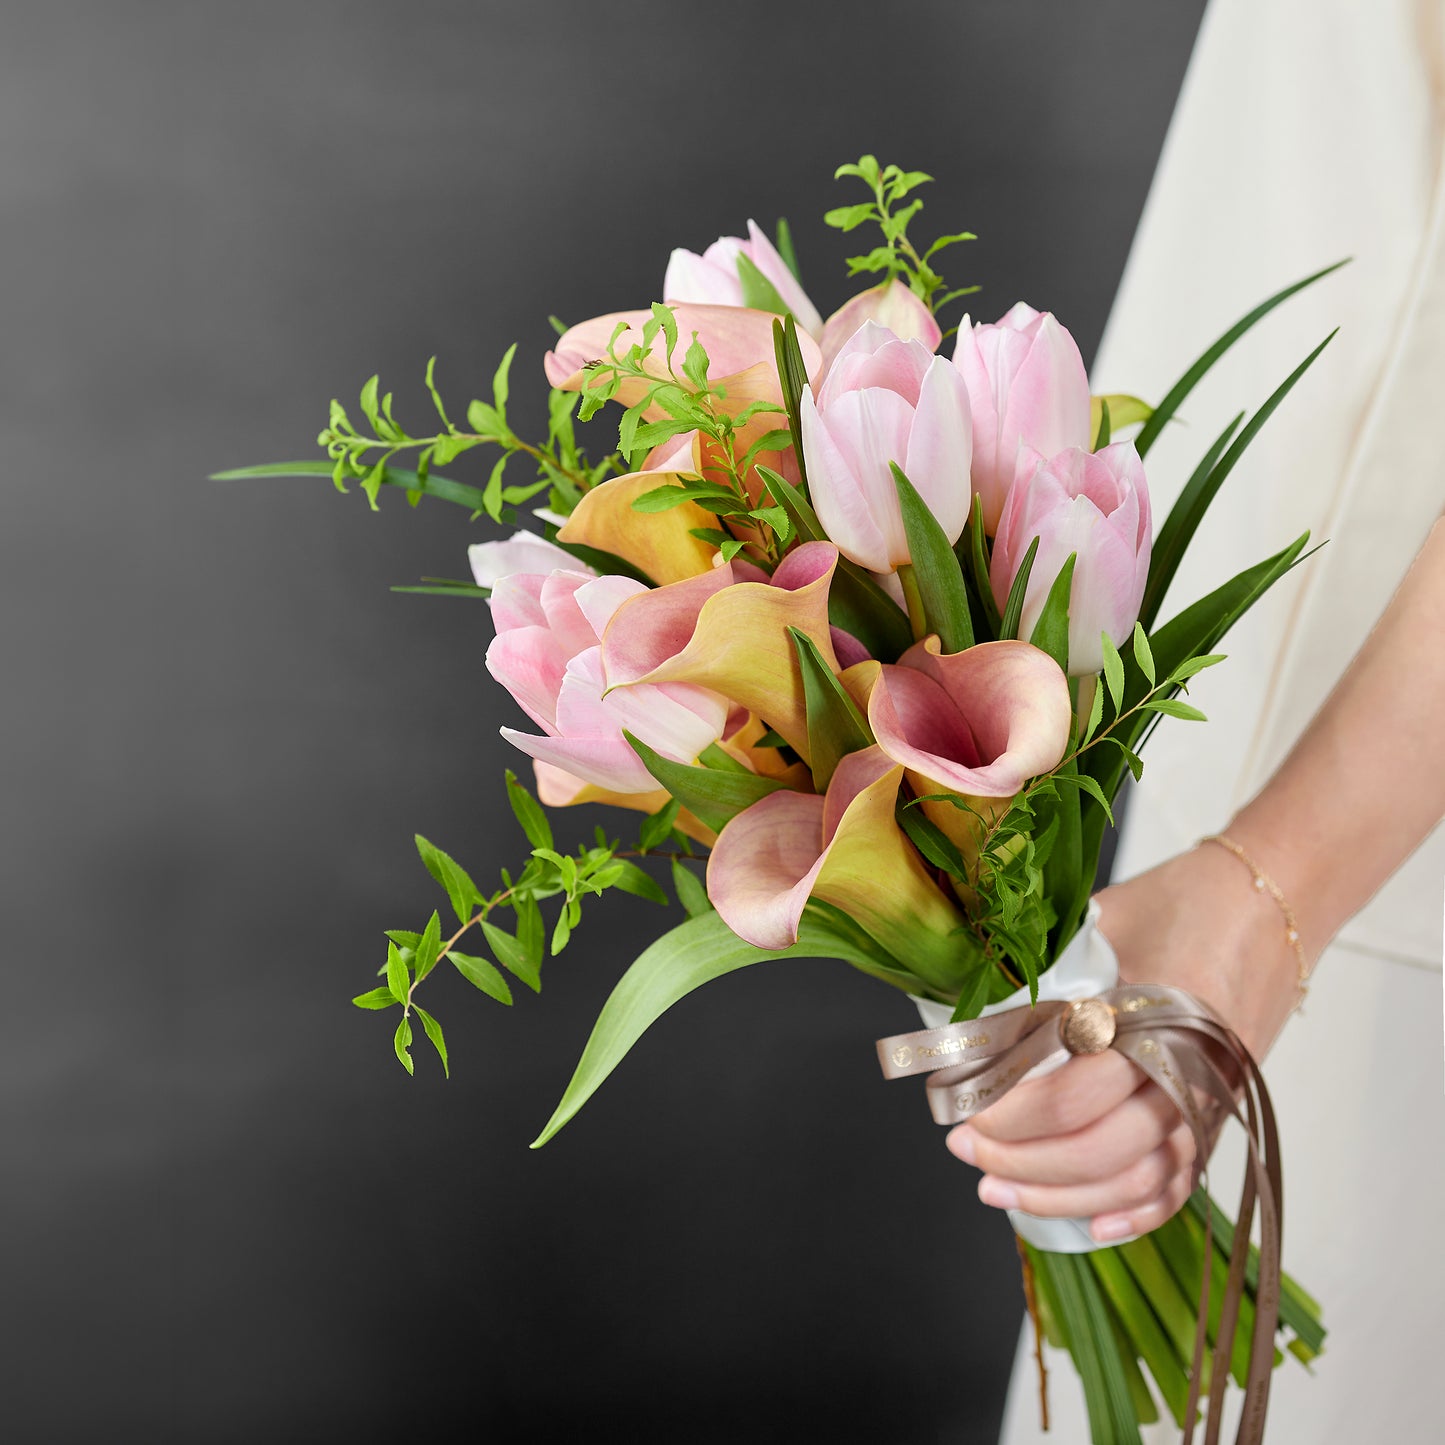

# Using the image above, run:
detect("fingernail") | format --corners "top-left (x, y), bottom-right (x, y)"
top-left (950, 1127), bottom-right (977, 1165)
top-left (978, 1178), bottom-right (1019, 1210)
top-left (1091, 1214), bottom-right (1134, 1242)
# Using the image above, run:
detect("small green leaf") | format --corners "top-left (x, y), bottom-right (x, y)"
top-left (393, 1017), bottom-right (414, 1076)
top-left (1132, 623), bottom-right (1156, 687)
top-left (482, 919), bottom-right (541, 992)
top-left (551, 910), bottom-right (572, 955)
top-left (949, 969), bottom-right (993, 1023)
top-left (450, 951), bottom-right (513, 1005)
top-left (482, 454), bottom-right (508, 523)
top-left (1093, 396), bottom-right (1111, 450)
top-left (1141, 698), bottom-right (1208, 722)
top-left (670, 857), bottom-right (712, 917)
top-left (385, 943), bottom-right (409, 1005)
top-left (897, 802), bottom-right (969, 880)
top-left (413, 1006), bottom-right (449, 1078)
top-left (1028, 554), bottom-right (1076, 673)
top-left (735, 253), bottom-right (790, 315)
top-left (774, 217), bottom-right (800, 281)
top-left (998, 536), bottom-right (1040, 641)
top-left (890, 463), bottom-right (973, 651)
top-left (609, 859), bottom-right (669, 905)
top-left (415, 834), bottom-right (480, 925)
top-left (1100, 633), bottom-right (1125, 711)
top-left (1083, 672), bottom-right (1106, 743)
top-left (505, 770), bottom-right (554, 850)
top-left (492, 342), bottom-right (517, 415)
top-left (514, 892), bottom-right (544, 967)
top-left (352, 986), bottom-right (396, 1011)
top-left (1053, 770), bottom-right (1115, 825)
top-left (1167, 652), bottom-right (1227, 684)
top-left (359, 374), bottom-right (381, 430)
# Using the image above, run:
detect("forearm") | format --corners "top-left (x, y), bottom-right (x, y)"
top-left (1227, 515), bottom-right (1445, 958)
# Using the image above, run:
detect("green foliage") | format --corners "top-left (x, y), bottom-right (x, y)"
top-left (826, 156), bottom-right (979, 315)
top-left (790, 626), bottom-right (872, 791)
top-left (890, 463), bottom-right (974, 651)
top-left (623, 731), bottom-right (789, 833)
top-left (998, 536), bottom-right (1040, 641)
top-left (1028, 552), bottom-right (1076, 673)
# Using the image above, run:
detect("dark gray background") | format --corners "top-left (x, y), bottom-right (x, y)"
top-left (1, 3), bottom-right (1203, 1440)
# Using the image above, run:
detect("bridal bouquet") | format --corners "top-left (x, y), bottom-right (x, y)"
top-left (219, 157), bottom-right (1329, 1443)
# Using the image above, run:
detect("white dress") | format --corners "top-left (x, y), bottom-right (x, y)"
top-left (1000, 1), bottom-right (1445, 1440)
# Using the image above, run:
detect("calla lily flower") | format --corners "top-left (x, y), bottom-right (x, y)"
top-left (600, 542), bottom-right (840, 763)
top-left (800, 321), bottom-right (973, 573)
top-left (664, 219), bottom-right (825, 339)
top-left (706, 746), bottom-right (968, 992)
top-left (953, 303), bottom-right (1092, 533)
top-left (990, 443), bottom-right (1153, 676)
top-left (866, 638), bottom-right (1072, 858)
top-left (488, 570), bottom-right (729, 793)
top-left (556, 435), bottom-right (719, 585)
top-left (818, 279), bottom-right (942, 376)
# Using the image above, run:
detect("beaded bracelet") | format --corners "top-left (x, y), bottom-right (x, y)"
top-left (1200, 833), bottom-right (1312, 1009)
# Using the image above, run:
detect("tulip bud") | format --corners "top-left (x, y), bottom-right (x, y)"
top-left (800, 322), bottom-right (973, 574)
top-left (953, 304), bottom-right (1092, 533)
top-left (989, 443), bottom-right (1153, 676)
top-left (664, 219), bottom-right (824, 339)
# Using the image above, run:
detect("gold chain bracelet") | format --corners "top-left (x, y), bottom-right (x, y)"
top-left (1200, 834), bottom-right (1312, 1009)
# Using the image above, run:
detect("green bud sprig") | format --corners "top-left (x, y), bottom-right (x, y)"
top-left (825, 155), bottom-right (979, 317)
top-left (578, 303), bottom-right (797, 568)
top-left (318, 349), bottom-right (625, 523)
top-left (352, 770), bottom-right (708, 1077)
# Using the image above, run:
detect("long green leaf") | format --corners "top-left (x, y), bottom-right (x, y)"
top-left (211, 459), bottom-right (489, 512)
top-left (1143, 330), bottom-right (1335, 628)
top-left (1132, 259), bottom-right (1348, 459)
top-left (530, 905), bottom-right (913, 1146)
top-left (1028, 553), bottom-right (1076, 673)
top-left (771, 317), bottom-right (811, 489)
top-left (624, 732), bottom-right (790, 832)
top-left (890, 463), bottom-right (973, 651)
top-left (1090, 1250), bottom-right (1192, 1428)
top-left (789, 628), bottom-right (871, 790)
top-left (998, 536), bottom-right (1040, 641)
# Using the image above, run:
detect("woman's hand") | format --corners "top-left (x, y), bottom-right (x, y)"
top-left (945, 838), bottom-right (1305, 1241)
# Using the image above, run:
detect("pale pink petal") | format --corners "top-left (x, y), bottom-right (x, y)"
top-left (572, 574), bottom-right (650, 641)
top-left (999, 312), bottom-right (1092, 468)
top-left (485, 627), bottom-right (571, 733)
top-left (599, 566), bottom-right (736, 687)
top-left (488, 573), bottom-right (548, 633)
top-left (771, 540), bottom-right (840, 592)
top-left (532, 760), bottom-right (589, 807)
top-left (902, 355), bottom-right (974, 545)
top-left (540, 571), bottom-right (606, 658)
top-left (744, 220), bottom-right (825, 338)
top-left (469, 532), bottom-right (589, 588)
top-left (820, 281), bottom-right (941, 377)
top-left (663, 246), bottom-right (744, 307)
top-left (706, 791), bottom-right (829, 948)
top-left (499, 728), bottom-right (658, 794)
top-left (799, 392), bottom-right (894, 573)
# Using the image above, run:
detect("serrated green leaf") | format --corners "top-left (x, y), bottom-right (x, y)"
top-left (483, 919), bottom-right (541, 992)
top-left (1141, 698), bottom-right (1208, 722)
top-left (1083, 671), bottom-right (1106, 743)
top-left (890, 463), bottom-right (973, 651)
top-left (1167, 653), bottom-right (1227, 683)
top-left (1132, 623), bottom-right (1155, 686)
top-left (949, 968), bottom-right (993, 1023)
top-left (359, 374), bottom-right (381, 430)
top-left (505, 769), bottom-right (553, 850)
top-left (824, 202), bottom-right (877, 232)
top-left (625, 732), bottom-right (790, 833)
top-left (385, 943), bottom-right (409, 1005)
top-left (1029, 554), bottom-right (1076, 673)
top-left (1100, 632), bottom-right (1125, 711)
top-left (415, 834), bottom-right (480, 925)
top-left (352, 986), bottom-right (396, 1011)
top-left (413, 911), bottom-right (442, 981)
top-left (450, 950), bottom-right (513, 1005)
top-left (998, 536), bottom-right (1039, 641)
top-left (413, 1005), bottom-right (449, 1078)
top-left (608, 859), bottom-right (669, 905)
top-left (670, 857), bottom-right (711, 917)
top-left (492, 342), bottom-right (517, 415)
top-left (393, 1017), bottom-right (414, 1076)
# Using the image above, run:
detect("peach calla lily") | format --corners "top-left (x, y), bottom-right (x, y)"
top-left (866, 637), bottom-right (1072, 858)
top-left (706, 747), bottom-right (968, 993)
top-left (600, 542), bottom-right (840, 763)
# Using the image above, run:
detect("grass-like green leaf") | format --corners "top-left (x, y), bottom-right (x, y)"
top-left (965, 495), bottom-right (1001, 635)
top-left (789, 627), bottom-right (871, 790)
top-left (1028, 553), bottom-right (1076, 673)
top-left (890, 463), bottom-right (973, 651)
top-left (1142, 331), bottom-right (1335, 628)
top-left (998, 536), bottom-right (1040, 641)
top-left (211, 459), bottom-right (490, 513)
top-left (1132, 259), bottom-right (1348, 459)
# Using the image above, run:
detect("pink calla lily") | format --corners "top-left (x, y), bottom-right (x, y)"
top-left (866, 637), bottom-right (1072, 858)
top-left (706, 747), bottom-right (968, 992)
top-left (600, 542), bottom-right (840, 763)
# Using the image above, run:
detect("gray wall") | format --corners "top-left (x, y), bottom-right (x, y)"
top-left (0, 3), bottom-right (1202, 1440)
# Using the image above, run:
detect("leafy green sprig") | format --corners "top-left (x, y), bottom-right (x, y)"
top-left (351, 770), bottom-right (703, 1076)
top-left (825, 155), bottom-right (979, 315)
top-left (578, 303), bottom-right (797, 566)
top-left (318, 350), bottom-right (624, 523)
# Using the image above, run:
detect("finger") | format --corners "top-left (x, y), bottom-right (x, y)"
top-left (975, 1122), bottom-right (1196, 1219)
top-left (1090, 1162), bottom-right (1197, 1243)
top-left (967, 1051), bottom-right (1142, 1143)
top-left (947, 1080), bottom-right (1181, 1187)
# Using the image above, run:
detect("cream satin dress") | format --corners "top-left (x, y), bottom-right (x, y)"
top-left (999, 1), bottom-right (1445, 1440)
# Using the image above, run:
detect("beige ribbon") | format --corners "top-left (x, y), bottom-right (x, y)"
top-left (877, 985), bottom-right (1282, 1445)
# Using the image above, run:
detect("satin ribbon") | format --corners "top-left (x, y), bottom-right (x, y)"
top-left (876, 985), bottom-right (1282, 1445)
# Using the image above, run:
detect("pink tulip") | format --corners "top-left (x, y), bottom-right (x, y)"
top-left (864, 638), bottom-right (1073, 858)
top-left (469, 530), bottom-right (587, 591)
top-left (989, 443), bottom-right (1152, 676)
top-left (953, 303), bottom-right (1092, 532)
top-left (818, 280), bottom-right (941, 376)
top-left (799, 322), bottom-right (973, 573)
top-left (486, 569), bottom-right (730, 794)
top-left (664, 219), bottom-right (825, 339)
top-left (705, 746), bottom-right (970, 992)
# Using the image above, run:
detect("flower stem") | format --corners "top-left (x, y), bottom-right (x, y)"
top-left (898, 563), bottom-right (927, 642)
